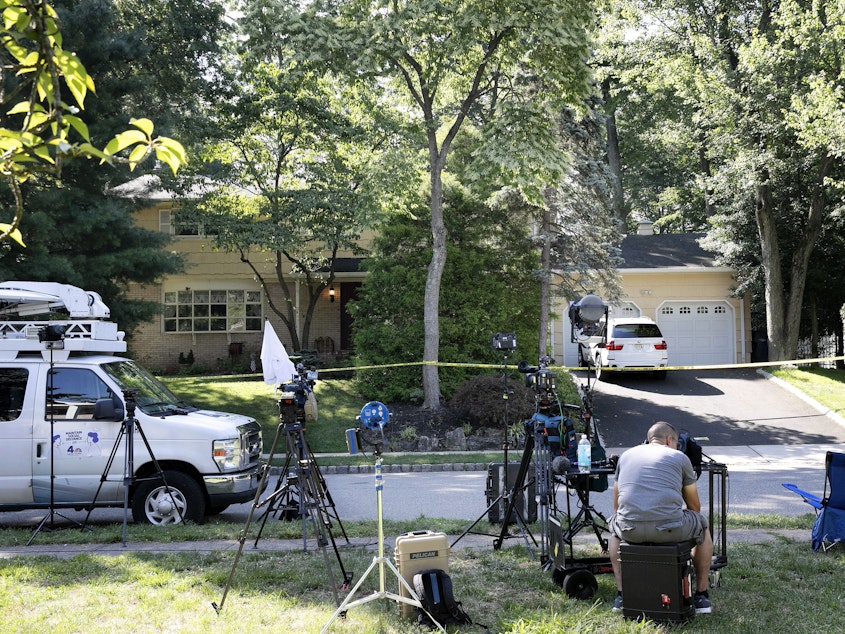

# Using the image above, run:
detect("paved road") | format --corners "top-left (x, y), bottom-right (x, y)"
top-left (3, 369), bottom-right (843, 533)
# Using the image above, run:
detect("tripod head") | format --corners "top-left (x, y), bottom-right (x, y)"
top-left (122, 389), bottom-right (139, 417)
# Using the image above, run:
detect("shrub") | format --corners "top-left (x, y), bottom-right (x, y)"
top-left (448, 374), bottom-right (536, 429)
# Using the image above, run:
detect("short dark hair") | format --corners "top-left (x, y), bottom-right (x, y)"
top-left (647, 421), bottom-right (678, 443)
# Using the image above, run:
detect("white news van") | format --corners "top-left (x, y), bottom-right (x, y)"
top-left (0, 281), bottom-right (263, 525)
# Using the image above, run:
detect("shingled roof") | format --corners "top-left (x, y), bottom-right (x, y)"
top-left (619, 232), bottom-right (719, 269)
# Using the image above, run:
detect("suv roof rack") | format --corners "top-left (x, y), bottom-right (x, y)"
top-left (0, 281), bottom-right (126, 361)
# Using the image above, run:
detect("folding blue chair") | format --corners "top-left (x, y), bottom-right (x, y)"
top-left (783, 451), bottom-right (845, 552)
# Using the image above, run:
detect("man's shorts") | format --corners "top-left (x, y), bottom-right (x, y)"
top-left (608, 510), bottom-right (709, 545)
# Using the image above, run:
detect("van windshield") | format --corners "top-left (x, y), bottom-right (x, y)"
top-left (101, 360), bottom-right (194, 415)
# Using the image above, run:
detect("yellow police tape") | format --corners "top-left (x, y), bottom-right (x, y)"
top-left (315, 355), bottom-right (844, 375)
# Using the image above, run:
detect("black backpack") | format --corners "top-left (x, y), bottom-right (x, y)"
top-left (413, 568), bottom-right (473, 628)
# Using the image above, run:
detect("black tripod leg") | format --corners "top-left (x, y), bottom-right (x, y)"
top-left (252, 449), bottom-right (296, 547)
top-left (133, 420), bottom-right (184, 524)
top-left (494, 434), bottom-right (537, 552)
top-left (213, 422), bottom-right (285, 614)
top-left (81, 421), bottom-right (127, 529)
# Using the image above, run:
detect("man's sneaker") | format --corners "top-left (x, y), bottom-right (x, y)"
top-left (694, 592), bottom-right (712, 614)
top-left (612, 594), bottom-right (623, 612)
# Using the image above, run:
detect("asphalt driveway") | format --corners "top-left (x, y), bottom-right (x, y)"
top-left (580, 368), bottom-right (845, 448)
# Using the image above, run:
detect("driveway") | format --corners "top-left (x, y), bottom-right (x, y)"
top-left (579, 368), bottom-right (845, 448)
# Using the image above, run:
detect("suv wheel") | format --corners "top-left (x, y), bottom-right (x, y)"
top-left (594, 354), bottom-right (607, 381)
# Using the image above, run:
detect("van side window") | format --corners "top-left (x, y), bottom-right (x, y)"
top-left (47, 368), bottom-right (113, 420)
top-left (0, 368), bottom-right (28, 421)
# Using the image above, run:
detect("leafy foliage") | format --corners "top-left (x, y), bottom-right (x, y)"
top-left (350, 182), bottom-right (541, 402)
top-left (0, 0), bottom-right (186, 245)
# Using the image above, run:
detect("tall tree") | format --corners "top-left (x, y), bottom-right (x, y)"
top-left (351, 181), bottom-right (540, 402)
top-left (175, 56), bottom-right (400, 350)
top-left (605, 0), bottom-right (845, 361)
top-left (240, 0), bottom-right (594, 408)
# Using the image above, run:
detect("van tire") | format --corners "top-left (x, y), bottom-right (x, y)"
top-left (132, 471), bottom-right (206, 525)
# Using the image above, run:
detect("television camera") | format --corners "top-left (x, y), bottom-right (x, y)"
top-left (277, 363), bottom-right (319, 425)
top-left (518, 356), bottom-right (558, 412)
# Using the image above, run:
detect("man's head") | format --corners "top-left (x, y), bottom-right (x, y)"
top-left (647, 421), bottom-right (678, 447)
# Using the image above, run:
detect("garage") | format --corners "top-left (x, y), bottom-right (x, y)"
top-left (656, 301), bottom-right (735, 366)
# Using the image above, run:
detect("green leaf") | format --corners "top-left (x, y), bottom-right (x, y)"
top-left (127, 143), bottom-right (149, 169)
top-left (103, 129), bottom-right (148, 155)
top-left (63, 114), bottom-right (90, 141)
top-left (0, 223), bottom-right (25, 247)
top-left (130, 117), bottom-right (155, 137)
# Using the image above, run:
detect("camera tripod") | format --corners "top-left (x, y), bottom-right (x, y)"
top-left (252, 419), bottom-right (349, 551)
top-left (81, 389), bottom-right (179, 545)
top-left (213, 417), bottom-right (352, 614)
top-left (452, 348), bottom-right (537, 553)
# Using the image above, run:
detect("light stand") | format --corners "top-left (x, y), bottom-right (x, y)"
top-left (27, 327), bottom-right (84, 545)
top-left (452, 334), bottom-right (536, 551)
top-left (321, 442), bottom-right (446, 634)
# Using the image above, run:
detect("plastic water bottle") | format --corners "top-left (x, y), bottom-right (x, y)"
top-left (578, 434), bottom-right (591, 473)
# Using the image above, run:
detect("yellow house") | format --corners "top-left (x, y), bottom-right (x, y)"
top-left (125, 180), bottom-right (748, 372)
top-left (124, 178), bottom-right (367, 371)
top-left (553, 222), bottom-right (751, 369)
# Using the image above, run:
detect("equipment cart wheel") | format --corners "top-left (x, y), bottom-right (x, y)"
top-left (563, 568), bottom-right (598, 600)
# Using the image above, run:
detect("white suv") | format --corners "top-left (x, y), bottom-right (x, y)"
top-left (580, 317), bottom-right (668, 380)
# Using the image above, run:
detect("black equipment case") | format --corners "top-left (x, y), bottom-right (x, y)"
top-left (485, 462), bottom-right (537, 524)
top-left (619, 541), bottom-right (696, 623)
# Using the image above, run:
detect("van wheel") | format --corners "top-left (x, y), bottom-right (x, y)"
top-left (132, 471), bottom-right (205, 525)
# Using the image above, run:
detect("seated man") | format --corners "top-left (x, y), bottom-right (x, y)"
top-left (608, 421), bottom-right (714, 614)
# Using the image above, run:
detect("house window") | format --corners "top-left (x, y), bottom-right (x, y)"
top-left (697, 306), bottom-right (709, 314)
top-left (163, 290), bottom-right (262, 333)
top-left (715, 305), bottom-right (726, 314)
top-left (680, 306), bottom-right (691, 315)
top-left (159, 209), bottom-right (201, 236)
top-left (660, 306), bottom-right (674, 315)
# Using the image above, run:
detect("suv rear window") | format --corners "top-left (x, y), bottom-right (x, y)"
top-left (611, 323), bottom-right (663, 338)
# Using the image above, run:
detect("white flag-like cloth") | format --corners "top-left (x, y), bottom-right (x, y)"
top-left (260, 320), bottom-right (295, 385)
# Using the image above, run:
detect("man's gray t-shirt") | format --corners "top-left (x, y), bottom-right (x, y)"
top-left (614, 443), bottom-right (698, 529)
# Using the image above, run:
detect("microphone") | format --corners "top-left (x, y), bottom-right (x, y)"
top-left (552, 456), bottom-right (571, 475)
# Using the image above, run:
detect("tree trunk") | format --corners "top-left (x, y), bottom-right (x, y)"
top-left (756, 154), bottom-right (832, 363)
top-left (423, 141), bottom-right (448, 409)
top-left (754, 180), bottom-right (786, 362)
top-left (537, 203), bottom-right (552, 360)
top-left (602, 79), bottom-right (626, 232)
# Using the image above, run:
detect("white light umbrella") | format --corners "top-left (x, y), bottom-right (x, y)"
top-left (260, 319), bottom-right (295, 385)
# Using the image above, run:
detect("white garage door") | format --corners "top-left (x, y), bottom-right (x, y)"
top-left (657, 301), bottom-right (735, 366)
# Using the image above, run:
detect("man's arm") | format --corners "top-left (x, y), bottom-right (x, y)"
top-left (682, 482), bottom-right (701, 513)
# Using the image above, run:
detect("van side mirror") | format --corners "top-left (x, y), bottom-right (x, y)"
top-left (93, 397), bottom-right (125, 421)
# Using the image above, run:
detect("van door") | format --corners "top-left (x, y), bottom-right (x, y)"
top-left (32, 366), bottom-right (123, 505)
top-left (0, 366), bottom-right (35, 504)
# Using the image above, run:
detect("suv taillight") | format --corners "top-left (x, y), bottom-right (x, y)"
top-left (655, 340), bottom-right (668, 350)
top-left (606, 340), bottom-right (624, 351)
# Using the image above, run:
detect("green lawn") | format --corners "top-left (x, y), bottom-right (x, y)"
top-left (1, 366), bottom-right (842, 632)
top-left (770, 365), bottom-right (845, 418)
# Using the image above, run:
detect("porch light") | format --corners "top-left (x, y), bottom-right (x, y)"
top-left (329, 286), bottom-right (335, 303)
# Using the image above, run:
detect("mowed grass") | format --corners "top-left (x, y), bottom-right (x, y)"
top-left (771, 365), bottom-right (845, 418)
top-left (1, 538), bottom-right (844, 633)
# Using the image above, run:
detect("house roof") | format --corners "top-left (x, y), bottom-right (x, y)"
top-left (620, 233), bottom-right (718, 269)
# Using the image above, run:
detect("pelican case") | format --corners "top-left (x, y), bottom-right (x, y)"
top-left (394, 530), bottom-right (450, 618)
top-left (485, 462), bottom-right (537, 524)
top-left (620, 541), bottom-right (696, 623)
